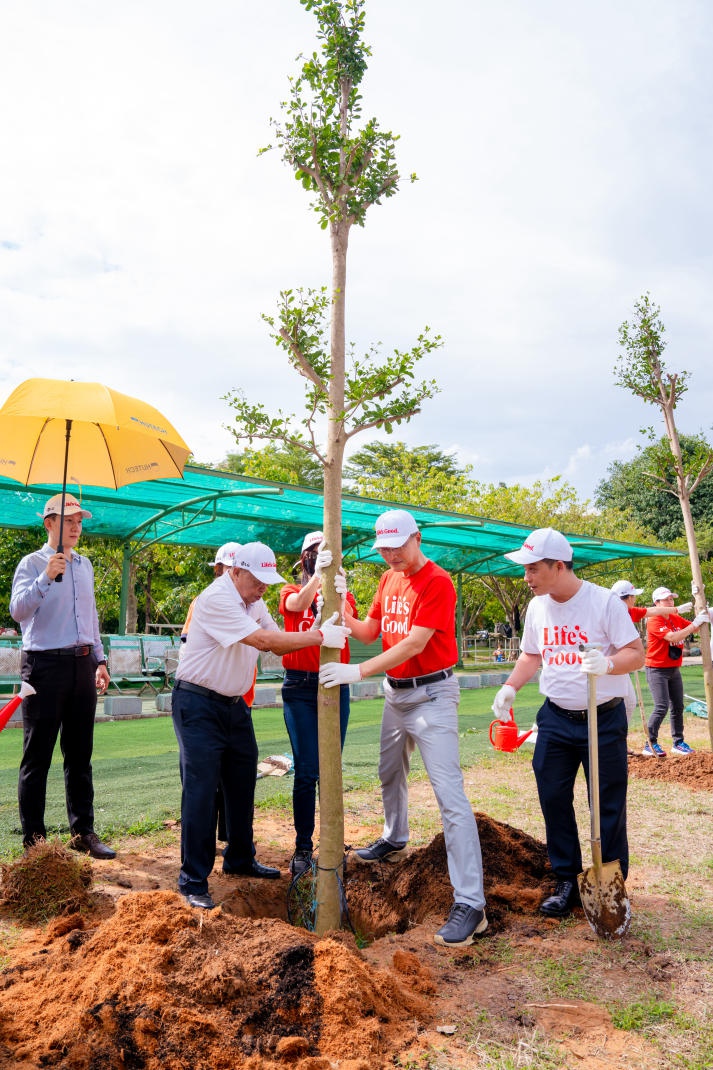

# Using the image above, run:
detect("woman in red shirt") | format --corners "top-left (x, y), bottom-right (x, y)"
top-left (644, 587), bottom-right (708, 756)
top-left (279, 532), bottom-right (357, 878)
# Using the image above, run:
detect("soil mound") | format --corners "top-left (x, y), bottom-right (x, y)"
top-left (0, 841), bottom-right (92, 923)
top-left (628, 750), bottom-right (713, 792)
top-left (0, 815), bottom-right (552, 1068)
top-left (345, 812), bottom-right (550, 937)
top-left (0, 891), bottom-right (433, 1069)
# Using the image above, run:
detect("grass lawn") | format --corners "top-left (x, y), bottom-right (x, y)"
top-left (0, 667), bottom-right (707, 858)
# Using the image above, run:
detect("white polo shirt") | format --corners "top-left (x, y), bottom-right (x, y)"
top-left (175, 573), bottom-right (278, 697)
top-left (522, 580), bottom-right (639, 710)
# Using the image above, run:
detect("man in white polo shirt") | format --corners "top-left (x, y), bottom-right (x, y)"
top-left (173, 541), bottom-right (349, 910)
top-left (492, 528), bottom-right (644, 918)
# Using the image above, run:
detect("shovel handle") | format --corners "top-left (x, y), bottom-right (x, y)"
top-left (582, 667), bottom-right (599, 877)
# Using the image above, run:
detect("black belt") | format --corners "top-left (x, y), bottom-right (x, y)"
top-left (174, 679), bottom-right (245, 705)
top-left (32, 645), bottom-right (91, 657)
top-left (386, 667), bottom-right (454, 690)
top-left (548, 696), bottom-right (622, 722)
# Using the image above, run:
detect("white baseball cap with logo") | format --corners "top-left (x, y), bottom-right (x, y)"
top-left (301, 531), bottom-right (324, 553)
top-left (373, 509), bottom-right (419, 549)
top-left (41, 494), bottom-right (92, 519)
top-left (504, 527), bottom-right (573, 565)
top-left (652, 586), bottom-right (678, 602)
top-left (209, 542), bottom-right (243, 568)
top-left (235, 542), bottom-right (285, 584)
top-left (611, 580), bottom-right (643, 598)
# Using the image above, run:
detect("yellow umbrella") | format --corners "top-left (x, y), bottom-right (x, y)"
top-left (0, 377), bottom-right (191, 576)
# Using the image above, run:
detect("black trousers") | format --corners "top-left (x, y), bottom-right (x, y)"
top-left (19, 651), bottom-right (98, 846)
top-left (172, 687), bottom-right (258, 896)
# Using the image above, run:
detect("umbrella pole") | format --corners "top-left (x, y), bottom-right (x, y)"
top-left (54, 418), bottom-right (72, 584)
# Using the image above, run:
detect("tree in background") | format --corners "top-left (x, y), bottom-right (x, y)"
top-left (615, 293), bottom-right (713, 731)
top-left (224, 0), bottom-right (441, 933)
top-left (221, 444), bottom-right (323, 488)
top-left (596, 435), bottom-right (713, 543)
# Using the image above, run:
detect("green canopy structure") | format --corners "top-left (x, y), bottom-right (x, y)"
top-left (0, 465), bottom-right (679, 631)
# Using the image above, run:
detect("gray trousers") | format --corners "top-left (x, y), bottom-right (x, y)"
top-left (378, 675), bottom-right (485, 910)
top-left (645, 666), bottom-right (685, 744)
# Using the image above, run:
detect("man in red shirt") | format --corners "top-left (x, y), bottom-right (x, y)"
top-left (644, 586), bottom-right (708, 757)
top-left (611, 580), bottom-right (672, 625)
top-left (319, 509), bottom-right (487, 948)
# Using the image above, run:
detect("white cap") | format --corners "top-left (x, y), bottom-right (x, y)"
top-left (504, 527), bottom-right (573, 565)
top-left (652, 586), bottom-right (678, 602)
top-left (373, 509), bottom-right (419, 549)
top-left (209, 542), bottom-right (243, 568)
top-left (235, 542), bottom-right (285, 584)
top-left (611, 580), bottom-right (643, 598)
top-left (301, 531), bottom-right (324, 553)
top-left (41, 494), bottom-right (92, 519)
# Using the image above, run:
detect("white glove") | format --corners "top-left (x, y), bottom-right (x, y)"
top-left (677, 602), bottom-right (693, 614)
top-left (492, 684), bottom-right (516, 721)
top-left (309, 592), bottom-right (324, 631)
top-left (319, 662), bottom-right (361, 688)
top-left (579, 648), bottom-right (609, 676)
top-left (314, 541), bottom-right (332, 578)
top-left (333, 569), bottom-right (347, 598)
top-left (693, 611), bottom-right (710, 628)
top-left (318, 611), bottom-right (351, 650)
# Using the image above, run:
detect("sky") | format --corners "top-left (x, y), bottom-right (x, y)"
top-left (2, 0), bottom-right (712, 504)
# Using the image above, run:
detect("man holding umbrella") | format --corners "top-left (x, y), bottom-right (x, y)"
top-left (9, 494), bottom-right (116, 859)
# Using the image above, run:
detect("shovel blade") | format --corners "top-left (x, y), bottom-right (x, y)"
top-left (577, 860), bottom-right (631, 939)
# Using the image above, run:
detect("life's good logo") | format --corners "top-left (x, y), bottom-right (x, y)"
top-left (381, 593), bottom-right (411, 635)
top-left (541, 623), bottom-right (589, 666)
top-left (524, 541), bottom-right (535, 552)
top-left (376, 527), bottom-right (399, 536)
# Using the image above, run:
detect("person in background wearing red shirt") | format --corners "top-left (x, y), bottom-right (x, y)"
top-left (319, 509), bottom-right (487, 949)
top-left (279, 531), bottom-right (358, 879)
top-left (643, 586), bottom-right (709, 757)
top-left (611, 580), bottom-right (674, 624)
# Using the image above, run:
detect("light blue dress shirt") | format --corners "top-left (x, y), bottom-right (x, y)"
top-left (9, 542), bottom-right (104, 661)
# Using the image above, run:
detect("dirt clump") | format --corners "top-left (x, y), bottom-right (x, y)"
top-left (0, 841), bottom-right (92, 923)
top-left (0, 890), bottom-right (435, 1069)
top-left (628, 750), bottom-right (713, 791)
top-left (0, 814), bottom-right (553, 1069)
top-left (345, 812), bottom-right (550, 937)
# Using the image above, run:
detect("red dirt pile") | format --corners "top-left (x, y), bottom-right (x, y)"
top-left (0, 891), bottom-right (434, 1069)
top-left (0, 814), bottom-right (550, 1068)
top-left (345, 812), bottom-right (550, 936)
top-left (628, 750), bottom-right (713, 792)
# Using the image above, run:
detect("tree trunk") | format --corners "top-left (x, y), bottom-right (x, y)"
top-left (314, 217), bottom-right (349, 935)
top-left (661, 404), bottom-right (713, 741)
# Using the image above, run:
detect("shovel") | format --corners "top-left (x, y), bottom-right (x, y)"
top-left (577, 658), bottom-right (631, 939)
top-left (633, 671), bottom-right (650, 749)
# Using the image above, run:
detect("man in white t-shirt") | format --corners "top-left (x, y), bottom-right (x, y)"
top-left (491, 529), bottom-right (644, 918)
top-left (173, 542), bottom-right (350, 910)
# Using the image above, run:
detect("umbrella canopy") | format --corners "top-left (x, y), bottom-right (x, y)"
top-left (0, 378), bottom-right (191, 489)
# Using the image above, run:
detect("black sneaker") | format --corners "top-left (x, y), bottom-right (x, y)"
top-left (290, 849), bottom-right (313, 877)
top-left (433, 903), bottom-right (488, 947)
top-left (353, 838), bottom-right (407, 863)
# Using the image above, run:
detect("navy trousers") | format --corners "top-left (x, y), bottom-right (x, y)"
top-left (281, 670), bottom-right (349, 852)
top-left (532, 697), bottom-right (629, 882)
top-left (172, 687), bottom-right (258, 896)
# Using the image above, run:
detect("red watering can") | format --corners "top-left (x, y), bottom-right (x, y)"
top-left (489, 715), bottom-right (534, 752)
top-left (0, 682), bottom-right (35, 733)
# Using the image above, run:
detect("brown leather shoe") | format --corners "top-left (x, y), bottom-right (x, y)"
top-left (70, 833), bottom-right (116, 860)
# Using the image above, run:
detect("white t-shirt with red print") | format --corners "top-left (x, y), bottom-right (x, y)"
top-left (367, 560), bottom-right (458, 679)
top-left (521, 580), bottom-right (639, 710)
